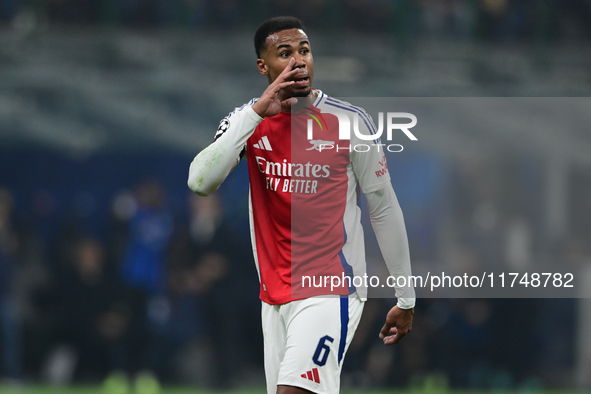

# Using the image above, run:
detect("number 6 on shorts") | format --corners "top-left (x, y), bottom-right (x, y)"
top-left (312, 335), bottom-right (334, 366)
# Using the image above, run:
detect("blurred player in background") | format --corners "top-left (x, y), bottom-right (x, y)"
top-left (188, 16), bottom-right (415, 394)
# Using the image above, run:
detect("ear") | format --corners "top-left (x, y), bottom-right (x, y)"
top-left (256, 59), bottom-right (268, 76)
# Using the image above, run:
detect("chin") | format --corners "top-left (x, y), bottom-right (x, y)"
top-left (292, 88), bottom-right (312, 97)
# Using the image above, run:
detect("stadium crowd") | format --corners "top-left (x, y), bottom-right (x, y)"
top-left (0, 152), bottom-right (584, 390)
top-left (0, 0), bottom-right (590, 42)
top-left (0, 177), bottom-right (264, 389)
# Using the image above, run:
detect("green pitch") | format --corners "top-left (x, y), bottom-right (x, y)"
top-left (0, 387), bottom-right (581, 394)
top-left (0, 388), bottom-right (410, 394)
top-left (11, 388), bottom-right (405, 394)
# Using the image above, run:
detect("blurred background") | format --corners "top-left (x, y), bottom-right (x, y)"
top-left (1, 0), bottom-right (591, 392)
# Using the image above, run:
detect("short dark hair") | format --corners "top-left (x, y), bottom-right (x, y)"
top-left (254, 16), bottom-right (304, 58)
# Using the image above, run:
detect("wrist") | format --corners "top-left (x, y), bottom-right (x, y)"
top-left (250, 102), bottom-right (265, 119)
top-left (396, 298), bottom-right (416, 310)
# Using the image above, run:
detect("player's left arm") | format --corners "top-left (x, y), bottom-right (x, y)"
top-left (348, 106), bottom-right (415, 345)
top-left (365, 185), bottom-right (415, 345)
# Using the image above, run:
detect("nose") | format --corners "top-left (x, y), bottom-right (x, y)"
top-left (293, 53), bottom-right (306, 69)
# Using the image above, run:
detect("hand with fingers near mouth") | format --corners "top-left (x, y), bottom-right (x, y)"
top-left (252, 57), bottom-right (302, 118)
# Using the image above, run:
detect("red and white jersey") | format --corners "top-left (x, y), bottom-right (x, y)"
top-left (219, 90), bottom-right (391, 305)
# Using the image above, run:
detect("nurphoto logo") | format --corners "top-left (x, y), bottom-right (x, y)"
top-left (306, 111), bottom-right (418, 152)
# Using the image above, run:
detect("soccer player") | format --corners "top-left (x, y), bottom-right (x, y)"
top-left (188, 16), bottom-right (415, 394)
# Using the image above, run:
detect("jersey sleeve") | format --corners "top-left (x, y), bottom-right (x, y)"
top-left (349, 107), bottom-right (415, 308)
top-left (188, 100), bottom-right (262, 195)
top-left (366, 186), bottom-right (416, 309)
top-left (350, 109), bottom-right (391, 193)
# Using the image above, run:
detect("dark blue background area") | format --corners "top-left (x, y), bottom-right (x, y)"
top-left (0, 149), bottom-right (253, 243)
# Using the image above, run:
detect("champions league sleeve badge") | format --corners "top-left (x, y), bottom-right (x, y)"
top-left (215, 118), bottom-right (230, 140)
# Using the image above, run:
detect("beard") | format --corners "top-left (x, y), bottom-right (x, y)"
top-left (292, 88), bottom-right (312, 97)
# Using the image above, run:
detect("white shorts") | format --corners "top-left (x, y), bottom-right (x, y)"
top-left (261, 296), bottom-right (364, 394)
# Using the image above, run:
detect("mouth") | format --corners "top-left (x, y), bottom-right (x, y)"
top-left (291, 75), bottom-right (310, 86)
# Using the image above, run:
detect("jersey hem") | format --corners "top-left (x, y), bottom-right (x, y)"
top-left (260, 292), bottom-right (362, 306)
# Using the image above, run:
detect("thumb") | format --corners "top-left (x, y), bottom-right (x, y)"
top-left (379, 322), bottom-right (392, 339)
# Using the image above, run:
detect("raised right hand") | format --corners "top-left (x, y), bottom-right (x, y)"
top-left (251, 58), bottom-right (300, 118)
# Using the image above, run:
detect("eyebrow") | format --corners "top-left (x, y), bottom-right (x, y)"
top-left (276, 40), bottom-right (310, 51)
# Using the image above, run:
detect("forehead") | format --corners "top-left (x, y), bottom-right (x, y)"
top-left (266, 28), bottom-right (309, 50)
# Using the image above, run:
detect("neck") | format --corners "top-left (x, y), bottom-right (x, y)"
top-left (283, 90), bottom-right (317, 113)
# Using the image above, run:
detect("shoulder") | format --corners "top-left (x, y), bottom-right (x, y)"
top-left (214, 98), bottom-right (259, 141)
top-left (316, 93), bottom-right (372, 119)
top-left (315, 93), bottom-right (377, 135)
top-left (224, 97), bottom-right (259, 119)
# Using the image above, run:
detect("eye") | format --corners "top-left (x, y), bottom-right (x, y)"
top-left (280, 51), bottom-right (290, 58)
top-left (301, 48), bottom-right (309, 55)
